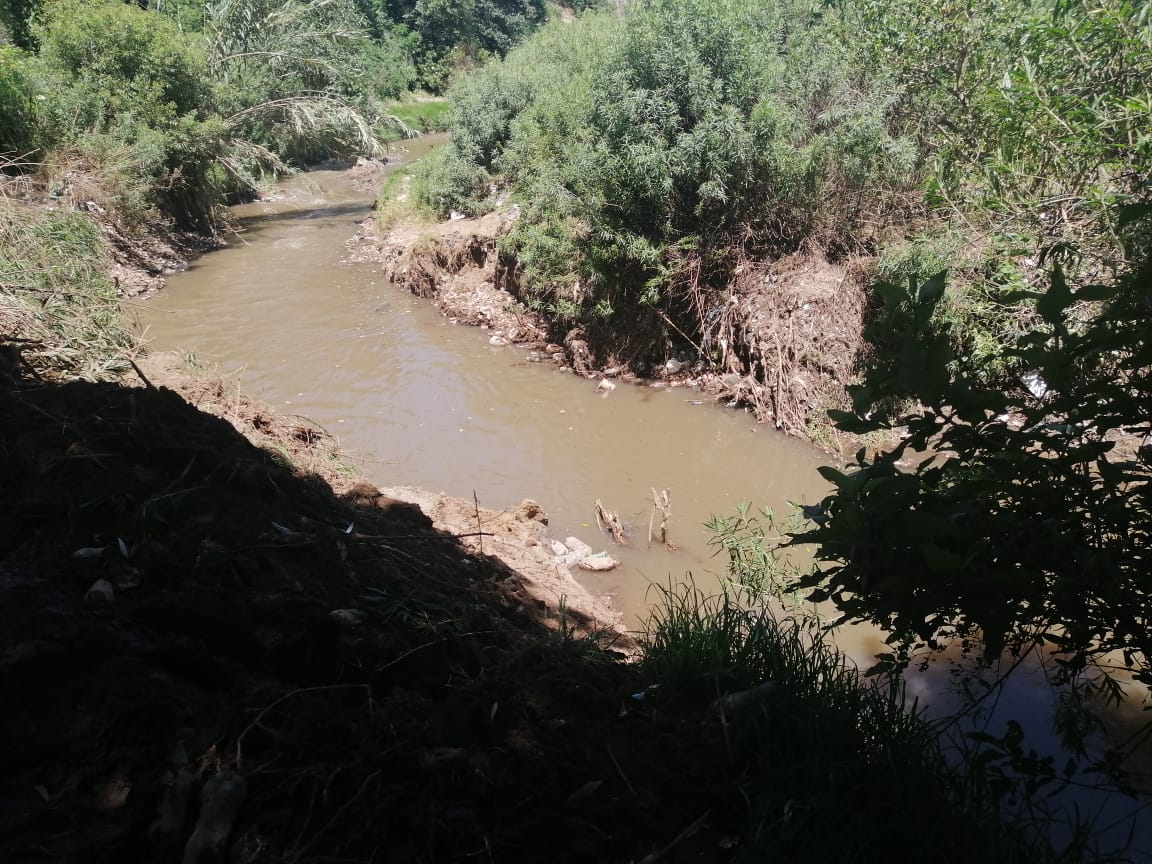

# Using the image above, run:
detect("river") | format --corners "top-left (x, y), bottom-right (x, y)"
top-left (135, 140), bottom-right (1151, 860)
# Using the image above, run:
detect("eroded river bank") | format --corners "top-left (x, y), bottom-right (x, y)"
top-left (136, 150), bottom-right (833, 634)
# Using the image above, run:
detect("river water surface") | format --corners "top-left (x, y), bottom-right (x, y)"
top-left (137, 142), bottom-right (832, 633)
top-left (136, 143), bottom-right (1151, 858)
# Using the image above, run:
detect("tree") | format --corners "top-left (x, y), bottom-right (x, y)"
top-left (794, 210), bottom-right (1152, 691)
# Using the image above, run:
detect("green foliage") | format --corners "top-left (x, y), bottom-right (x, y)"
top-left (641, 586), bottom-right (1048, 862)
top-left (36, 0), bottom-right (209, 124)
top-left (0, 45), bottom-right (36, 155)
top-left (385, 0), bottom-right (547, 90)
top-left (383, 97), bottom-right (451, 135)
top-left (705, 502), bottom-right (813, 606)
top-left (420, 0), bottom-right (918, 332)
top-left (408, 141), bottom-right (488, 214)
top-left (206, 0), bottom-right (395, 168)
top-left (799, 226), bottom-right (1152, 688)
top-left (0, 208), bottom-right (132, 379)
top-left (0, 0), bottom-right (41, 49)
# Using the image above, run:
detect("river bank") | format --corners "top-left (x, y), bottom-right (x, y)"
top-left (0, 160), bottom-right (1120, 862)
top-left (354, 192), bottom-right (869, 454)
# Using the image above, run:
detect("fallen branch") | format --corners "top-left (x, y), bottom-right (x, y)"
top-left (595, 499), bottom-right (628, 545)
top-left (649, 489), bottom-right (670, 546)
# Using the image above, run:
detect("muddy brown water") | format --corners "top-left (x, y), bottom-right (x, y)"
top-left (134, 140), bottom-right (833, 635)
top-left (136, 143), bottom-right (1151, 857)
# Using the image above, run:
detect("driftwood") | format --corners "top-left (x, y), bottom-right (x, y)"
top-left (594, 499), bottom-right (628, 545)
top-left (649, 489), bottom-right (671, 546)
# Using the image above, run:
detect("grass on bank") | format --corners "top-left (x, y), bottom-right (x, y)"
top-left (641, 584), bottom-right (1095, 863)
top-left (382, 97), bottom-right (452, 139)
top-left (0, 204), bottom-right (133, 380)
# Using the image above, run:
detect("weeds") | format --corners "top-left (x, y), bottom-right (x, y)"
top-left (0, 205), bottom-right (133, 379)
top-left (641, 584), bottom-right (1075, 862)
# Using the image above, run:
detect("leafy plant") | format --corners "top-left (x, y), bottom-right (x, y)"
top-left (796, 222), bottom-right (1152, 689)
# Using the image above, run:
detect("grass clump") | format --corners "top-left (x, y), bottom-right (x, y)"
top-left (0, 206), bottom-right (133, 380)
top-left (382, 97), bottom-right (453, 136)
top-left (642, 585), bottom-right (1070, 862)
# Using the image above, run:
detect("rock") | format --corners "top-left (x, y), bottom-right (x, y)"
top-left (84, 578), bottom-right (115, 605)
top-left (564, 537), bottom-right (593, 559)
top-left (664, 358), bottom-right (685, 374)
top-left (488, 334), bottom-right (507, 347)
top-left (515, 499), bottom-right (548, 525)
top-left (73, 546), bottom-right (106, 560)
top-left (182, 773), bottom-right (247, 864)
top-left (578, 552), bottom-right (620, 572)
top-left (595, 379), bottom-right (616, 393)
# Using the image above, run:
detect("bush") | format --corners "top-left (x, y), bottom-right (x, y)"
top-left (0, 45), bottom-right (37, 157)
top-left (419, 0), bottom-right (918, 331)
top-left (36, 0), bottom-right (208, 127)
top-left (798, 225), bottom-right (1152, 690)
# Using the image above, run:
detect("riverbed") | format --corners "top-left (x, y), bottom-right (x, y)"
top-left (135, 145), bottom-right (1152, 859)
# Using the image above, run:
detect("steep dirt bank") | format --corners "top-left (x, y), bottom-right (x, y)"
top-left (1, 358), bottom-right (764, 864)
top-left (353, 212), bottom-right (868, 450)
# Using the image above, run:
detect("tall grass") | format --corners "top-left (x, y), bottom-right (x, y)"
top-left (641, 585), bottom-right (1067, 862)
top-left (0, 206), bottom-right (133, 380)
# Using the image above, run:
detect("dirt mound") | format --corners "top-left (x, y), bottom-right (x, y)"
top-left (351, 213), bottom-right (549, 345)
top-left (0, 367), bottom-right (735, 864)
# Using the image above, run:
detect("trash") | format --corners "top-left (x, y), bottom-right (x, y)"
top-left (564, 536), bottom-right (593, 559)
top-left (595, 379), bottom-right (616, 393)
top-left (716, 682), bottom-right (779, 714)
top-left (550, 540), bottom-right (569, 557)
top-left (181, 773), bottom-right (247, 864)
top-left (578, 552), bottom-right (619, 572)
top-left (329, 609), bottom-right (366, 629)
top-left (84, 578), bottom-right (115, 605)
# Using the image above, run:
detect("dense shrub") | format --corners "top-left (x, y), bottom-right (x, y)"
top-left (416, 0), bottom-right (917, 323)
top-left (0, 45), bottom-right (36, 157)
top-left (36, 0), bottom-right (208, 126)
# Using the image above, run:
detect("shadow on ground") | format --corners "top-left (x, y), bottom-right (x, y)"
top-left (0, 375), bottom-right (735, 863)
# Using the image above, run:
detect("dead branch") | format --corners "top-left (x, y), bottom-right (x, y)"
top-left (594, 499), bottom-right (628, 545)
top-left (649, 488), bottom-right (670, 545)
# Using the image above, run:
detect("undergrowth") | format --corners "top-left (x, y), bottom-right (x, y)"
top-left (0, 205), bottom-right (133, 380)
top-left (641, 585), bottom-right (1091, 862)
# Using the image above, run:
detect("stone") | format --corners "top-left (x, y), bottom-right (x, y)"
top-left (515, 499), bottom-right (548, 525)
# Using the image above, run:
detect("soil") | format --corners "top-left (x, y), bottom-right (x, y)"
top-left (0, 354), bottom-right (749, 864)
top-left (353, 213), bottom-right (869, 453)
